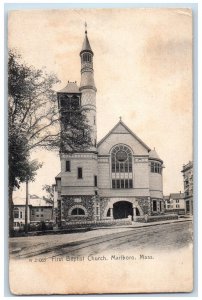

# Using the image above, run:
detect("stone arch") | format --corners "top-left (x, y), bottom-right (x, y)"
top-left (103, 198), bottom-right (144, 218)
top-left (68, 205), bottom-right (88, 216)
top-left (113, 201), bottom-right (133, 219)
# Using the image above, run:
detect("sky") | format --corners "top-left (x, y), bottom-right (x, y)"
top-left (8, 8), bottom-right (193, 198)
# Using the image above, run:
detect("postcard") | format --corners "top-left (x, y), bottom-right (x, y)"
top-left (8, 8), bottom-right (193, 295)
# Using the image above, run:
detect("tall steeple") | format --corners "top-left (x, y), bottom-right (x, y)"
top-left (80, 23), bottom-right (96, 92)
top-left (80, 23), bottom-right (97, 151)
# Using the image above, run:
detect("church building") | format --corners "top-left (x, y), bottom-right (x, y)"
top-left (55, 27), bottom-right (164, 225)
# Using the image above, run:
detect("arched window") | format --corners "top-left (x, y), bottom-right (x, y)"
top-left (111, 145), bottom-right (133, 189)
top-left (82, 53), bottom-right (92, 63)
top-left (89, 54), bottom-right (92, 62)
top-left (71, 208), bottom-right (85, 216)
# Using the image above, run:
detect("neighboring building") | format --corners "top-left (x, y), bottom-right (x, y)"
top-left (181, 161), bottom-right (193, 215)
top-left (29, 196), bottom-right (53, 222)
top-left (13, 200), bottom-right (31, 230)
top-left (13, 195), bottom-right (53, 230)
top-left (163, 196), bottom-right (169, 211)
top-left (164, 193), bottom-right (185, 215)
top-left (55, 28), bottom-right (165, 226)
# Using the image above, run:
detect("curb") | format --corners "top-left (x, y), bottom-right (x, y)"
top-left (91, 218), bottom-right (192, 231)
top-left (131, 218), bottom-right (192, 229)
top-left (11, 218), bottom-right (192, 238)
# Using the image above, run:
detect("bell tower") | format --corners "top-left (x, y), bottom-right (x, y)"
top-left (55, 24), bottom-right (99, 226)
top-left (80, 23), bottom-right (97, 152)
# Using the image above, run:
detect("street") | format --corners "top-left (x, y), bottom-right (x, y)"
top-left (9, 220), bottom-right (193, 260)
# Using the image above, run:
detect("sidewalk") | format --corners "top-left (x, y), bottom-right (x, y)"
top-left (89, 216), bottom-right (192, 231)
top-left (10, 217), bottom-right (193, 258)
top-left (12, 216), bottom-right (193, 238)
top-left (129, 216), bottom-right (192, 228)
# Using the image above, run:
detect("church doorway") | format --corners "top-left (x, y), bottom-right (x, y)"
top-left (113, 201), bottom-right (133, 219)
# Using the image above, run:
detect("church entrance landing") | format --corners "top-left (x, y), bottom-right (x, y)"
top-left (113, 201), bottom-right (133, 219)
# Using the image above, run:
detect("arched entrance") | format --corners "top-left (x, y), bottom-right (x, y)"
top-left (113, 201), bottom-right (133, 219)
top-left (104, 198), bottom-right (143, 219)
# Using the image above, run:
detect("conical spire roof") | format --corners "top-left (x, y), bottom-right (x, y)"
top-left (81, 34), bottom-right (93, 52)
top-left (80, 24), bottom-right (93, 55)
top-left (149, 149), bottom-right (162, 161)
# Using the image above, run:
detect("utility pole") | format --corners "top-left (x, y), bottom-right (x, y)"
top-left (25, 177), bottom-right (29, 234)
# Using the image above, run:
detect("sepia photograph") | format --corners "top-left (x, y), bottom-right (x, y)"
top-left (7, 6), bottom-right (193, 295)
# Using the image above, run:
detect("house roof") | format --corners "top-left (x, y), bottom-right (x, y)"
top-left (13, 196), bottom-right (53, 207)
top-left (97, 119), bottom-right (151, 151)
top-left (170, 193), bottom-right (185, 199)
top-left (58, 81), bottom-right (80, 94)
top-left (182, 161), bottom-right (193, 172)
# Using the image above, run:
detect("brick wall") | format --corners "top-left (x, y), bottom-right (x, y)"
top-left (30, 207), bottom-right (53, 221)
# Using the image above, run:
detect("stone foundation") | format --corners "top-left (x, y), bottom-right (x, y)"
top-left (100, 196), bottom-right (153, 220)
top-left (136, 197), bottom-right (151, 216)
top-left (100, 197), bottom-right (110, 219)
top-left (60, 195), bottom-right (164, 225)
top-left (61, 195), bottom-right (96, 222)
top-left (150, 198), bottom-right (165, 215)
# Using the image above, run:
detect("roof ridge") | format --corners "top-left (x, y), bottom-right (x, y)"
top-left (97, 119), bottom-right (151, 151)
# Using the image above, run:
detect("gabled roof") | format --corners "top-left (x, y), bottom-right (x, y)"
top-left (58, 82), bottom-right (80, 94)
top-left (29, 198), bottom-right (53, 207)
top-left (13, 196), bottom-right (52, 207)
top-left (97, 120), bottom-right (151, 151)
top-left (182, 161), bottom-right (193, 172)
top-left (170, 193), bottom-right (185, 199)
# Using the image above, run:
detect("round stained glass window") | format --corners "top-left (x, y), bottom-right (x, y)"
top-left (116, 150), bottom-right (128, 162)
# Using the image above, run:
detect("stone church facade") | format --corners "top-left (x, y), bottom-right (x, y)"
top-left (55, 28), bottom-right (164, 225)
